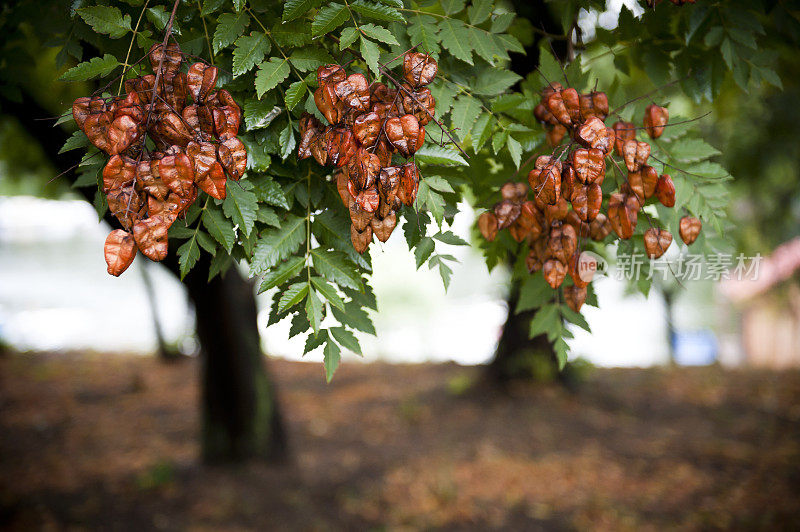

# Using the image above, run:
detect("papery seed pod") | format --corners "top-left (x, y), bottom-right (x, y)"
top-left (526, 248), bottom-right (543, 273)
top-left (336, 171), bottom-right (352, 205)
top-left (552, 223), bottom-right (577, 263)
top-left (528, 159), bottom-right (562, 205)
top-left (148, 43), bottom-right (182, 76)
top-left (217, 136), bottom-right (248, 180)
top-left (104, 229), bottom-right (137, 277)
top-left (187, 62), bottom-right (218, 103)
top-left (643, 104), bottom-right (669, 139)
top-left (561, 163), bottom-right (576, 201)
top-left (113, 91), bottom-right (144, 123)
top-left (137, 160), bottom-right (169, 200)
top-left (334, 73), bottom-right (370, 112)
top-left (156, 72), bottom-right (188, 114)
top-left (172, 187), bottom-right (197, 217)
top-left (655, 174), bottom-right (676, 207)
top-left (679, 216), bottom-right (701, 245)
top-left (370, 82), bottom-right (397, 104)
top-left (589, 213), bottom-right (612, 241)
top-left (377, 166), bottom-right (401, 204)
top-left (641, 165), bottom-right (658, 199)
top-left (564, 285), bottom-right (588, 313)
top-left (494, 199), bottom-right (521, 229)
top-left (644, 227), bottom-right (673, 258)
top-left (159, 148), bottom-right (196, 197)
top-left (622, 139), bottom-right (651, 172)
top-left (157, 111), bottom-right (193, 147)
top-left (568, 251), bottom-right (590, 289)
top-left (374, 138), bottom-right (393, 167)
top-left (607, 192), bottom-right (639, 239)
top-left (591, 91), bottom-right (609, 119)
top-left (564, 210), bottom-right (589, 238)
top-left (350, 147), bottom-right (381, 189)
top-left (585, 183), bottom-right (602, 222)
top-left (356, 186), bottom-right (380, 213)
top-left (478, 212), bottom-right (499, 242)
top-left (371, 211), bottom-right (397, 242)
top-left (147, 195), bottom-right (178, 222)
top-left (571, 148), bottom-right (605, 185)
top-left (543, 259), bottom-right (567, 289)
top-left (314, 84), bottom-right (343, 125)
top-left (215, 89), bottom-right (242, 138)
top-left (401, 84), bottom-right (436, 125)
top-left (544, 196), bottom-right (570, 225)
top-left (398, 162), bottom-right (420, 206)
top-left (562, 88), bottom-right (581, 124)
top-left (403, 52), bottom-right (438, 87)
top-left (386, 114), bottom-right (425, 157)
top-left (81, 112), bottom-right (115, 154)
top-left (317, 64), bottom-right (346, 85)
top-left (626, 170), bottom-right (645, 204)
top-left (182, 104), bottom-right (200, 129)
top-left (298, 114), bottom-right (323, 160)
top-left (125, 75), bottom-right (155, 106)
top-left (545, 90), bottom-right (571, 126)
top-left (501, 181), bottom-right (528, 202)
top-left (534, 103), bottom-right (559, 126)
top-left (187, 141), bottom-right (226, 199)
top-left (546, 124), bottom-right (567, 147)
top-left (541, 82), bottom-right (563, 100)
top-left (107, 185), bottom-right (145, 230)
top-left (352, 111), bottom-right (382, 147)
top-left (510, 201), bottom-right (541, 242)
top-left (612, 121), bottom-right (636, 156)
top-left (309, 128), bottom-right (330, 166)
top-left (349, 197), bottom-right (373, 232)
top-left (133, 215), bottom-right (170, 261)
top-left (72, 96), bottom-right (106, 130)
top-left (351, 223), bottom-right (373, 254)
top-left (102, 155), bottom-right (137, 193)
top-left (326, 127), bottom-right (358, 167)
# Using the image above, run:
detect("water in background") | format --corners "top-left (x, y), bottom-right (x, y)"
top-left (0, 196), bottom-right (715, 366)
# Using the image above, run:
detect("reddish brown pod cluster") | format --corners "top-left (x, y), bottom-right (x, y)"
top-left (534, 82), bottom-right (610, 147)
top-left (298, 53), bottom-right (437, 253)
top-left (72, 43), bottom-right (246, 277)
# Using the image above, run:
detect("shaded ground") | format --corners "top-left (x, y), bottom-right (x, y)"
top-left (1, 352), bottom-right (799, 530)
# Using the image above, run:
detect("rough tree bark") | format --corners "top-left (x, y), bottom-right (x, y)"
top-left (1, 93), bottom-right (287, 463)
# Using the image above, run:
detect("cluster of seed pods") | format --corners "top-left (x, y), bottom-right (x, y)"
top-left (478, 82), bottom-right (701, 312)
top-left (298, 53), bottom-right (437, 253)
top-left (73, 43), bottom-right (247, 277)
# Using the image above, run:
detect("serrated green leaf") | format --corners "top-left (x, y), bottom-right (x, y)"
top-left (196, 231), bottom-right (217, 255)
top-left (433, 231), bottom-right (468, 246)
top-left (278, 281), bottom-right (309, 312)
top-left (414, 144), bottom-right (468, 166)
top-left (284, 80), bottom-right (307, 110)
top-left (516, 274), bottom-right (552, 314)
top-left (272, 20), bottom-right (313, 47)
top-left (414, 236), bottom-right (435, 268)
top-left (177, 235), bottom-right (201, 280)
top-left (471, 113), bottom-right (493, 152)
top-left (201, 0), bottom-right (225, 15)
top-left (59, 130), bottom-right (90, 153)
top-left (415, 182), bottom-right (445, 225)
top-left (310, 277), bottom-right (345, 309)
top-left (324, 338), bottom-right (341, 382)
top-left (360, 36), bottom-right (381, 77)
top-left (213, 12), bottom-right (250, 54)
top-left (331, 301), bottom-right (375, 335)
top-left (441, 0), bottom-right (465, 15)
top-left (670, 137), bottom-right (721, 163)
top-left (283, 0), bottom-right (323, 21)
top-left (244, 97), bottom-right (281, 130)
top-left (340, 26), bottom-right (360, 49)
top-left (506, 135), bottom-right (521, 168)
top-left (257, 256), bottom-right (306, 293)
top-left (468, 0), bottom-right (493, 24)
top-left (450, 94), bottom-right (481, 142)
top-left (77, 6), bottom-right (131, 39)
top-left (233, 32), bottom-right (270, 77)
top-left (202, 207), bottom-right (235, 254)
top-left (311, 249), bottom-right (362, 290)
top-left (306, 287), bottom-right (323, 333)
top-left (279, 123), bottom-right (296, 161)
top-left (359, 23), bottom-right (399, 46)
top-left (350, 0), bottom-right (404, 22)
top-left (312, 2), bottom-right (348, 36)
top-left (529, 304), bottom-right (559, 339)
top-left (251, 175), bottom-right (290, 209)
top-left (255, 57), bottom-right (291, 98)
top-left (330, 326), bottom-right (361, 355)
top-left (408, 14), bottom-right (440, 54)
top-left (438, 19), bottom-right (472, 65)
top-left (424, 175), bottom-right (454, 194)
top-left (251, 214), bottom-right (306, 276)
top-left (223, 181), bottom-right (258, 236)
top-left (59, 54), bottom-right (119, 81)
top-left (472, 69), bottom-right (521, 96)
top-left (289, 47), bottom-right (335, 71)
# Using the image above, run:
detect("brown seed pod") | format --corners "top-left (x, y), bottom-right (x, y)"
top-left (571, 148), bottom-right (605, 185)
top-left (159, 148), bottom-right (196, 197)
top-left (317, 64), bottom-right (346, 85)
top-left (217, 136), bottom-right (248, 180)
top-left (546, 124), bottom-right (567, 147)
top-left (133, 216), bottom-right (170, 261)
top-left (397, 162), bottom-right (420, 206)
top-left (545, 90), bottom-right (571, 126)
top-left (138, 159), bottom-right (169, 200)
top-left (326, 127), bottom-right (358, 168)
top-left (401, 84), bottom-right (436, 125)
top-left (104, 229), bottom-right (137, 277)
top-left (564, 210), bottom-right (590, 239)
top-left (478, 212), bottom-right (499, 242)
top-left (641, 165), bottom-right (658, 199)
top-left (102, 155), bottom-right (137, 193)
top-left (643, 104), bottom-right (669, 139)
top-left (72, 96), bottom-right (106, 130)
top-left (336, 171), bottom-right (352, 205)
top-left (626, 170), bottom-right (646, 204)
top-left (113, 91), bottom-right (144, 124)
top-left (534, 103), bottom-right (559, 126)
top-left (314, 83), bottom-right (343, 125)
top-left (612, 121), bottom-right (636, 156)
top-left (679, 216), bottom-right (702, 245)
top-left (355, 186), bottom-right (380, 213)
top-left (644, 227), bottom-right (673, 258)
top-left (589, 213), bottom-right (612, 241)
top-left (187, 62), bottom-right (218, 103)
top-left (156, 111), bottom-right (193, 147)
top-left (334, 73), bottom-right (370, 112)
top-left (371, 211), bottom-right (397, 242)
top-left (377, 166), bottom-right (401, 205)
top-left (516, 201), bottom-right (543, 240)
top-left (543, 259), bottom-right (567, 289)
top-left (568, 251), bottom-right (589, 289)
top-left (561, 163), bottom-right (576, 201)
top-left (544, 196), bottom-right (570, 225)
top-left (622, 139), bottom-right (651, 172)
top-left (155, 72), bottom-right (188, 114)
top-left (526, 248), bottom-right (543, 273)
top-left (403, 52), bottom-right (438, 87)
top-left (528, 158), bottom-right (562, 205)
top-left (386, 114), bottom-right (425, 157)
top-left (655, 174), bottom-right (676, 207)
top-left (107, 186), bottom-right (144, 230)
top-left (351, 223), bottom-right (373, 254)
top-left (564, 285), bottom-right (588, 313)
top-left (561, 87), bottom-right (581, 124)
top-left (349, 197), bottom-right (373, 232)
top-left (501, 181), bottom-right (528, 202)
top-left (187, 141), bottom-right (226, 200)
top-left (148, 43), bottom-right (182, 76)
top-left (350, 147), bottom-right (381, 190)
top-left (575, 116), bottom-right (615, 156)
top-left (607, 192), bottom-right (639, 239)
top-left (494, 199), bottom-right (521, 229)
top-left (352, 111), bottom-right (382, 146)
top-left (548, 223), bottom-right (577, 264)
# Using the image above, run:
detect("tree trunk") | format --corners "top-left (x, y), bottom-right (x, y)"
top-left (139, 261), bottom-right (182, 362)
top-left (1, 92), bottom-right (287, 463)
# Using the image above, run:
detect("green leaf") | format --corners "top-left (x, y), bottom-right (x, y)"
top-left (145, 6), bottom-right (171, 31)
top-left (414, 236), bottom-right (435, 268)
top-left (232, 32), bottom-right (270, 77)
top-left (251, 175), bottom-right (290, 209)
top-left (340, 26), bottom-right (360, 49)
top-left (554, 337), bottom-right (569, 370)
top-left (330, 326), bottom-right (361, 355)
top-left (506, 135), bottom-right (521, 168)
top-left (177, 236), bottom-right (201, 280)
top-left (359, 23), bottom-right (399, 46)
top-left (450, 94), bottom-right (481, 142)
top-left (433, 231), bottom-right (468, 246)
top-left (283, 0), bottom-right (323, 21)
top-left (257, 256), bottom-right (306, 293)
top-left (529, 304), bottom-right (559, 339)
top-left (414, 145), bottom-right (468, 166)
top-left (324, 339), bottom-right (341, 382)
top-left (312, 2), bottom-right (348, 36)
top-left (202, 208), bottom-right (235, 254)
top-left (223, 181), bottom-right (258, 236)
top-left (251, 214), bottom-right (306, 275)
top-left (438, 19), bottom-right (472, 65)
top-left (311, 277), bottom-right (345, 309)
top-left (360, 36), bottom-right (381, 77)
top-left (468, 0), bottom-right (493, 24)
top-left (560, 304), bottom-right (590, 333)
top-left (304, 328), bottom-right (327, 354)
top-left (59, 54), bottom-right (119, 81)
top-left (244, 97), bottom-right (281, 130)
top-left (279, 123), bottom-right (296, 161)
top-left (255, 58), bottom-right (291, 98)
top-left (201, 0), bottom-right (225, 15)
top-left (59, 130), bottom-right (90, 153)
top-left (284, 81), bottom-right (307, 111)
top-left (408, 14), bottom-right (440, 54)
top-left (311, 249), bottom-right (362, 290)
top-left (306, 287), bottom-right (323, 333)
top-left (441, 0), bottom-right (465, 15)
top-left (278, 281), bottom-right (309, 312)
top-left (516, 275), bottom-right (552, 314)
top-left (196, 231), bottom-right (217, 255)
top-left (289, 47), bottom-right (335, 71)
top-left (213, 12), bottom-right (250, 54)
top-left (77, 6), bottom-right (131, 39)
top-left (272, 20), bottom-right (313, 47)
top-left (415, 182), bottom-right (445, 225)
top-left (349, 0), bottom-right (404, 23)
top-left (670, 137), bottom-right (721, 163)
top-left (331, 302), bottom-right (375, 335)
top-left (471, 113), bottom-right (493, 152)
top-left (424, 175), bottom-right (454, 194)
top-left (471, 69), bottom-right (521, 96)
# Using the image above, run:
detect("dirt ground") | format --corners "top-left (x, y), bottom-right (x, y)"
top-left (1, 352), bottom-right (799, 531)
